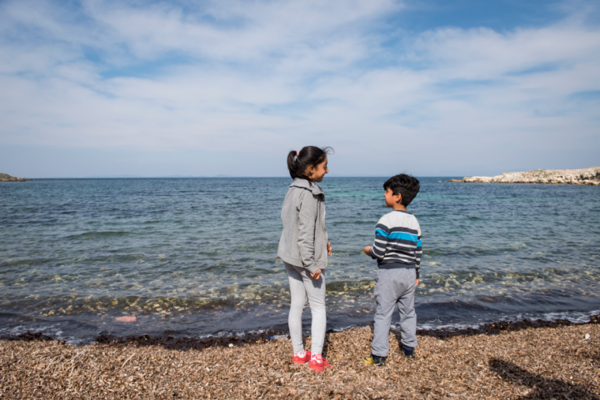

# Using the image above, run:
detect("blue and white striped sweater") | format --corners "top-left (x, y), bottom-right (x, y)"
top-left (369, 210), bottom-right (422, 278)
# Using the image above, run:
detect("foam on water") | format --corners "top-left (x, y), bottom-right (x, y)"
top-left (413, 309), bottom-right (600, 332)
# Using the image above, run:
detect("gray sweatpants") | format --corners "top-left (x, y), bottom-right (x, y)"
top-left (372, 268), bottom-right (418, 357)
top-left (284, 262), bottom-right (327, 355)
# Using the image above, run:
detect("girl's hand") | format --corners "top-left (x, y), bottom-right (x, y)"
top-left (310, 269), bottom-right (322, 280)
top-left (363, 246), bottom-right (371, 255)
top-left (416, 279), bottom-right (419, 287)
top-left (327, 242), bottom-right (332, 256)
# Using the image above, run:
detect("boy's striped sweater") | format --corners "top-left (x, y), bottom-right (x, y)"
top-left (368, 210), bottom-right (422, 278)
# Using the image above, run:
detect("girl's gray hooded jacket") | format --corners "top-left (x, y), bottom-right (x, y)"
top-left (277, 178), bottom-right (328, 273)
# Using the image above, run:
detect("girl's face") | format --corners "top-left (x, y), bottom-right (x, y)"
top-left (305, 156), bottom-right (329, 183)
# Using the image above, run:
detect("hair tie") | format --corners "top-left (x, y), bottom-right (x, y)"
top-left (296, 151), bottom-right (300, 157)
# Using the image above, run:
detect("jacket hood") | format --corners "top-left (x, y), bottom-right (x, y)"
top-left (290, 178), bottom-right (324, 195)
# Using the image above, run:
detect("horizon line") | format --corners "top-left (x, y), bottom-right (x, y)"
top-left (12, 175), bottom-right (467, 180)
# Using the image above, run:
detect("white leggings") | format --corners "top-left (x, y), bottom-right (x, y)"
top-left (284, 262), bottom-right (327, 355)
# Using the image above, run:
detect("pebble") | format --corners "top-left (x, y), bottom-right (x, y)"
top-left (115, 316), bottom-right (136, 322)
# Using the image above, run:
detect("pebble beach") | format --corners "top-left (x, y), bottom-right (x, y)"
top-left (2, 321), bottom-right (599, 399)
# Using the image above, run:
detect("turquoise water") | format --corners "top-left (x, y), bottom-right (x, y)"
top-left (0, 177), bottom-right (599, 343)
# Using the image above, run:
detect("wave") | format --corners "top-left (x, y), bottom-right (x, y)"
top-left (2, 309), bottom-right (597, 347)
top-left (66, 231), bottom-right (131, 239)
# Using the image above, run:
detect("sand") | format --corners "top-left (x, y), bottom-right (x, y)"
top-left (1, 322), bottom-right (599, 399)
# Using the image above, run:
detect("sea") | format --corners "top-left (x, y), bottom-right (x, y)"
top-left (1, 177), bottom-right (599, 344)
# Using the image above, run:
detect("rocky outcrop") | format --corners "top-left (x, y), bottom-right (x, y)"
top-left (453, 167), bottom-right (600, 185)
top-left (0, 173), bottom-right (27, 182)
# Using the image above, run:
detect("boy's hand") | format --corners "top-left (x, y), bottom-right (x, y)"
top-left (310, 269), bottom-right (322, 280)
top-left (363, 246), bottom-right (371, 255)
top-left (327, 242), bottom-right (332, 256)
top-left (416, 279), bottom-right (419, 287)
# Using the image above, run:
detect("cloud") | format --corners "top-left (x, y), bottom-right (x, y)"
top-left (0, 0), bottom-right (599, 176)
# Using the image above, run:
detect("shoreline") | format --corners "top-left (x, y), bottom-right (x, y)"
top-left (5, 312), bottom-right (599, 350)
top-left (2, 318), bottom-right (598, 399)
top-left (450, 166), bottom-right (600, 185)
top-left (0, 173), bottom-right (28, 182)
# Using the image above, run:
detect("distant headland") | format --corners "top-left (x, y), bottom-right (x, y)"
top-left (0, 173), bottom-right (28, 182)
top-left (450, 167), bottom-right (600, 185)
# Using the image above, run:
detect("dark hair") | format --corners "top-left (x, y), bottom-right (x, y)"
top-left (287, 146), bottom-right (333, 180)
top-left (383, 174), bottom-right (420, 206)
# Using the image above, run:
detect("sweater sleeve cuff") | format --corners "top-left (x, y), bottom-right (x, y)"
top-left (306, 264), bottom-right (320, 274)
top-left (369, 247), bottom-right (377, 259)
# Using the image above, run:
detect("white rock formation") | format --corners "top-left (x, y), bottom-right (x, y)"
top-left (452, 167), bottom-right (600, 185)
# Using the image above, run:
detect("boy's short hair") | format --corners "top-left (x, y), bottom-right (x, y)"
top-left (384, 174), bottom-right (420, 206)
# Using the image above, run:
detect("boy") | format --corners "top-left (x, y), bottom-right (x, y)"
top-left (363, 174), bottom-right (422, 366)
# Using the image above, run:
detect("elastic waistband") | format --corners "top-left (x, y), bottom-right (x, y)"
top-left (377, 263), bottom-right (416, 270)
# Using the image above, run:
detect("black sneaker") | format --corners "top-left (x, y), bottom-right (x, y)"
top-left (402, 345), bottom-right (414, 358)
top-left (363, 354), bottom-right (386, 367)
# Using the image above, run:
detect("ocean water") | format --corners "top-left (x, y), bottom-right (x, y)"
top-left (0, 177), bottom-right (599, 343)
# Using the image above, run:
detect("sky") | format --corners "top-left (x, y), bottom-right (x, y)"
top-left (0, 0), bottom-right (599, 178)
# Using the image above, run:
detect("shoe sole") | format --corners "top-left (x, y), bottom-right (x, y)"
top-left (309, 362), bottom-right (331, 373)
top-left (363, 357), bottom-right (385, 367)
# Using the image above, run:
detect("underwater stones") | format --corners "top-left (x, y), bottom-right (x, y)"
top-left (115, 316), bottom-right (136, 322)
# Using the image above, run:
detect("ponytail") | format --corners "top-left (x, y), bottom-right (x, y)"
top-left (287, 146), bottom-right (333, 180)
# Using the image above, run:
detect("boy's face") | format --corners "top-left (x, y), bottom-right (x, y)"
top-left (384, 188), bottom-right (402, 207)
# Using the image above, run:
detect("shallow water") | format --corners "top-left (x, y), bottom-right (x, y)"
top-left (0, 177), bottom-right (599, 343)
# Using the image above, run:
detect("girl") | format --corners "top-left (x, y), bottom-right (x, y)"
top-left (277, 146), bottom-right (333, 373)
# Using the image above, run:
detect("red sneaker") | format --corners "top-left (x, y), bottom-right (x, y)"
top-left (292, 351), bottom-right (311, 364)
top-left (309, 354), bottom-right (331, 373)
